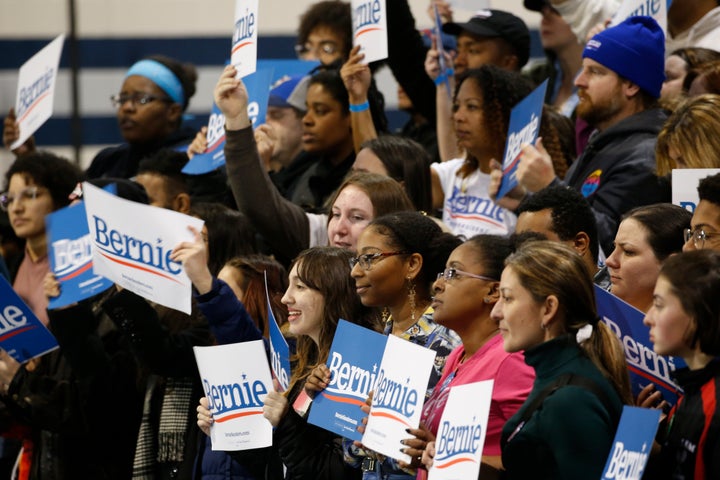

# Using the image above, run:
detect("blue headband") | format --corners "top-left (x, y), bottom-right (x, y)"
top-left (125, 59), bottom-right (185, 105)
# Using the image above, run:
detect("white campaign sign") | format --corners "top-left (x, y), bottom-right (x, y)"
top-left (672, 168), bottom-right (720, 213)
top-left (351, 0), bottom-right (388, 63)
top-left (194, 340), bottom-right (274, 451)
top-left (428, 381), bottom-right (494, 480)
top-left (82, 182), bottom-right (203, 314)
top-left (361, 334), bottom-right (436, 463)
top-left (231, 0), bottom-right (259, 79)
top-left (611, 0), bottom-right (667, 34)
top-left (12, 34), bottom-right (65, 150)
top-left (450, 0), bottom-right (490, 10)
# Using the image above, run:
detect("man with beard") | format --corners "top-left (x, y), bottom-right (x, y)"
top-left (498, 16), bottom-right (670, 259)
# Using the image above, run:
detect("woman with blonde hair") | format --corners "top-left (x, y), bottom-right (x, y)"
top-left (492, 240), bottom-right (631, 479)
top-left (656, 94), bottom-right (720, 176)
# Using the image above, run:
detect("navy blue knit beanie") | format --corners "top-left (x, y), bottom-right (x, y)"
top-left (583, 16), bottom-right (665, 98)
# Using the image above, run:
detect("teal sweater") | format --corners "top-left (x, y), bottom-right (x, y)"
top-left (501, 335), bottom-right (624, 479)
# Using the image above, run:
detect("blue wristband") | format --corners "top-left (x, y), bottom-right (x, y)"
top-left (349, 101), bottom-right (370, 112)
top-left (434, 74), bottom-right (447, 86)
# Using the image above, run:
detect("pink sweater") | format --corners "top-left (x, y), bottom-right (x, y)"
top-left (420, 334), bottom-right (534, 464)
top-left (13, 251), bottom-right (50, 326)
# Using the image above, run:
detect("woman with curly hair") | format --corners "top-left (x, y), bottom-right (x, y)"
top-left (430, 65), bottom-right (570, 239)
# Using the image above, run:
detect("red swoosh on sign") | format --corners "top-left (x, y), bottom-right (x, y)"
top-left (57, 261), bottom-right (93, 282)
top-left (99, 251), bottom-right (182, 284)
top-left (435, 456), bottom-right (477, 469)
top-left (320, 391), bottom-right (366, 407)
top-left (369, 410), bottom-right (412, 429)
top-left (0, 326), bottom-right (36, 342)
top-left (215, 409), bottom-right (264, 423)
top-left (17, 91), bottom-right (51, 123)
top-left (355, 27), bottom-right (381, 38)
top-left (232, 41), bottom-right (254, 54)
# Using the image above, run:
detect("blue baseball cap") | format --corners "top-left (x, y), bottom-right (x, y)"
top-left (268, 75), bottom-right (309, 111)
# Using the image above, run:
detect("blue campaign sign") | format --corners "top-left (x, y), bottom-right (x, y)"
top-left (495, 79), bottom-right (548, 200)
top-left (46, 202), bottom-right (113, 309)
top-left (601, 406), bottom-right (661, 480)
top-left (308, 319), bottom-right (387, 441)
top-left (183, 67), bottom-right (274, 175)
top-left (268, 299), bottom-right (290, 392)
top-left (182, 102), bottom-right (227, 175)
top-left (244, 67), bottom-right (274, 128)
top-left (257, 59), bottom-right (319, 82)
top-left (0, 276), bottom-right (58, 363)
top-left (596, 286), bottom-right (684, 406)
top-left (433, 3), bottom-right (452, 99)
top-left (265, 273), bottom-right (290, 391)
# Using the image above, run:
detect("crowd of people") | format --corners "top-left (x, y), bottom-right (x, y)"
top-left (1, 0), bottom-right (720, 479)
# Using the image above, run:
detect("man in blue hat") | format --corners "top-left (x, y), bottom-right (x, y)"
top-left (259, 75), bottom-right (308, 174)
top-left (506, 16), bottom-right (671, 258)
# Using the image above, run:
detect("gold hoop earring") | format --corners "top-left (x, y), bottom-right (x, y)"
top-left (407, 278), bottom-right (417, 322)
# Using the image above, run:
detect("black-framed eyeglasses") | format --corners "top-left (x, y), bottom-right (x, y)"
top-left (436, 267), bottom-right (496, 283)
top-left (110, 92), bottom-right (173, 108)
top-left (349, 251), bottom-right (409, 271)
top-left (294, 40), bottom-right (339, 58)
top-left (684, 227), bottom-right (718, 249)
top-left (0, 186), bottom-right (45, 211)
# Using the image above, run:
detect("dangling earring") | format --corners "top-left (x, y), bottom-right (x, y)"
top-left (381, 307), bottom-right (390, 323)
top-left (407, 277), bottom-right (417, 322)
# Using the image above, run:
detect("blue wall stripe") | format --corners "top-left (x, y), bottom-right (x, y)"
top-left (32, 110), bottom-right (414, 146)
top-left (0, 32), bottom-right (544, 69)
top-left (3, 32), bottom-right (543, 145)
top-left (1, 36), bottom-right (300, 69)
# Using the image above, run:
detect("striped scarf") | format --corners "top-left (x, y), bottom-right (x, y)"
top-left (132, 376), bottom-right (194, 479)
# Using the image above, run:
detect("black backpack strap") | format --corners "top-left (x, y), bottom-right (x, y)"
top-left (507, 373), bottom-right (621, 443)
top-left (520, 373), bottom-right (574, 426)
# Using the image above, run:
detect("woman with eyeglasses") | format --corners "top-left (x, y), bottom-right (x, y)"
top-left (296, 0), bottom-right (352, 65)
top-left (1, 151), bottom-right (83, 325)
top-left (411, 235), bottom-right (535, 479)
top-left (605, 203), bottom-right (691, 313)
top-left (642, 250), bottom-right (720, 479)
top-left (334, 211), bottom-right (461, 480)
top-left (86, 55), bottom-right (198, 180)
top-left (4, 55), bottom-right (199, 183)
